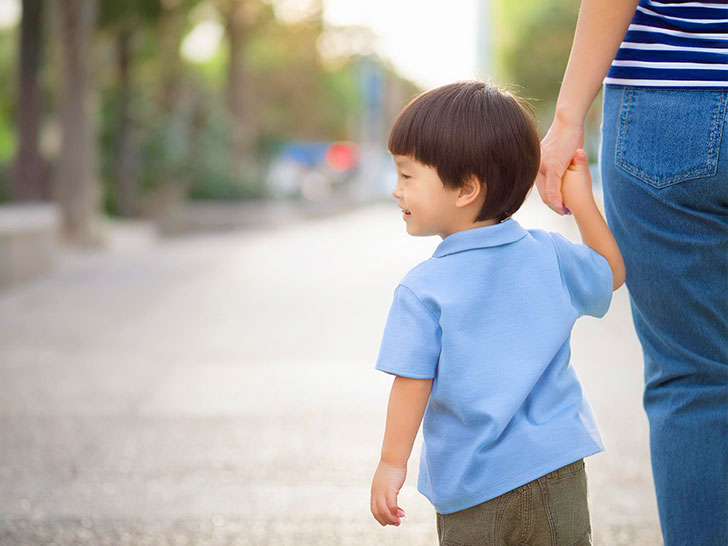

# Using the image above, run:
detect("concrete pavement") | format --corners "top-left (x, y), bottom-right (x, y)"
top-left (0, 193), bottom-right (661, 545)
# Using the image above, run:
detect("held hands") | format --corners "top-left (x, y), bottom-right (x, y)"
top-left (370, 460), bottom-right (407, 527)
top-left (536, 112), bottom-right (585, 215)
top-left (562, 148), bottom-right (597, 215)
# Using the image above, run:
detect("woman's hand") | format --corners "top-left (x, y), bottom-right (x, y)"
top-left (370, 460), bottom-right (407, 527)
top-left (536, 111), bottom-right (585, 215)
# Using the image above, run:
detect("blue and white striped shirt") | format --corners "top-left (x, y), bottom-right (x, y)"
top-left (604, 0), bottom-right (728, 87)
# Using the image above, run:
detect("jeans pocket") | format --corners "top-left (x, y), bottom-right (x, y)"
top-left (544, 461), bottom-right (592, 546)
top-left (614, 86), bottom-right (727, 189)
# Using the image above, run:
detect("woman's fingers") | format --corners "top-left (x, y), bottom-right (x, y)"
top-left (537, 158), bottom-right (568, 215)
top-left (546, 168), bottom-right (567, 214)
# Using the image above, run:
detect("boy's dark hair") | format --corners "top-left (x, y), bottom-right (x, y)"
top-left (388, 81), bottom-right (541, 223)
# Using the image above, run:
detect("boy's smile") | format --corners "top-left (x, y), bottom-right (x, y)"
top-left (391, 154), bottom-right (495, 239)
top-left (392, 155), bottom-right (462, 239)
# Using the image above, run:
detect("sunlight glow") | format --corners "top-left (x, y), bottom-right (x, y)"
top-left (322, 0), bottom-right (479, 89)
top-left (0, 0), bottom-right (20, 29)
top-left (181, 19), bottom-right (224, 63)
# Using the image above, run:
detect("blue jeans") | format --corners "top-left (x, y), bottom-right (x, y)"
top-left (600, 84), bottom-right (728, 546)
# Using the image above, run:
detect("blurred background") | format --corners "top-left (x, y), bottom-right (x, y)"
top-left (0, 1), bottom-right (660, 545)
top-left (0, 0), bottom-right (606, 255)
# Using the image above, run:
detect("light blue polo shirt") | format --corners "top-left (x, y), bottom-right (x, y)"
top-left (375, 218), bottom-right (613, 515)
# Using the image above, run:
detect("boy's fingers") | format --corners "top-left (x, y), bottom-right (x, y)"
top-left (371, 495), bottom-right (386, 525)
top-left (377, 497), bottom-right (399, 526)
top-left (372, 503), bottom-right (387, 526)
top-left (371, 495), bottom-right (387, 526)
top-left (385, 491), bottom-right (401, 525)
top-left (575, 148), bottom-right (589, 164)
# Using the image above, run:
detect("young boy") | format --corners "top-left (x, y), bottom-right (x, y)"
top-left (370, 81), bottom-right (625, 546)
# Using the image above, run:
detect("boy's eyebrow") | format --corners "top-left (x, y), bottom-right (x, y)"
top-left (393, 156), bottom-right (412, 167)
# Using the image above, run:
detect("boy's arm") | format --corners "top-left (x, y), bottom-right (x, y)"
top-left (371, 375), bottom-right (433, 527)
top-left (561, 144), bottom-right (626, 290)
top-left (563, 149), bottom-right (626, 290)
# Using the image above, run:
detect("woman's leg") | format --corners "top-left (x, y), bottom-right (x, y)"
top-left (600, 84), bottom-right (728, 546)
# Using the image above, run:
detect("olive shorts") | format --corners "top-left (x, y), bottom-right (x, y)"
top-left (436, 459), bottom-right (592, 546)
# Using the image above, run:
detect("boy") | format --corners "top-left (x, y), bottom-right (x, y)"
top-left (370, 81), bottom-right (625, 546)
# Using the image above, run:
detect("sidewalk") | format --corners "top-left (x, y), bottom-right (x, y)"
top-left (0, 191), bottom-right (661, 545)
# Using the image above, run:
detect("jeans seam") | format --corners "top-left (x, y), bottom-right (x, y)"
top-left (514, 483), bottom-right (532, 546)
top-left (536, 476), bottom-right (557, 546)
top-left (706, 92), bottom-right (727, 163)
top-left (493, 490), bottom-right (510, 541)
top-left (710, 93), bottom-right (728, 169)
top-left (615, 86), bottom-right (630, 179)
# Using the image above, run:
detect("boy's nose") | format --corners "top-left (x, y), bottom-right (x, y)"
top-left (392, 186), bottom-right (402, 199)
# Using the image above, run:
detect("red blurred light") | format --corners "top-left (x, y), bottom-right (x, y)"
top-left (326, 141), bottom-right (359, 171)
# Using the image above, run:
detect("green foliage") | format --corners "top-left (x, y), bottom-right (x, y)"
top-left (177, 87), bottom-right (264, 200)
top-left (0, 114), bottom-right (16, 164)
top-left (2, 0), bottom-right (410, 209)
top-left (245, 3), bottom-right (360, 141)
top-left (495, 0), bottom-right (604, 160)
top-left (0, 26), bottom-right (16, 202)
top-left (97, 0), bottom-right (162, 30)
top-left (0, 28), bottom-right (16, 167)
top-left (496, 0), bottom-right (580, 122)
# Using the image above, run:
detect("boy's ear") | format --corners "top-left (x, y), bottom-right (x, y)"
top-left (455, 176), bottom-right (486, 208)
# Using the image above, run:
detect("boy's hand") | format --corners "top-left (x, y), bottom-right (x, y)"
top-left (370, 460), bottom-right (407, 527)
top-left (562, 148), bottom-right (597, 215)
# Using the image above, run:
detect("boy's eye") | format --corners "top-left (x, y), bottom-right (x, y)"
top-left (400, 173), bottom-right (411, 179)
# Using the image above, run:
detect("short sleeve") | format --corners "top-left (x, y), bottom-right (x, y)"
top-left (549, 232), bottom-right (614, 318)
top-left (375, 284), bottom-right (442, 379)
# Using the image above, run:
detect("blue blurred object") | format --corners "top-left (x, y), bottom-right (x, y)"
top-left (265, 140), bottom-right (361, 200)
top-left (278, 141), bottom-right (330, 168)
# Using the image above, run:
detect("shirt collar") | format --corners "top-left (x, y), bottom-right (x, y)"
top-left (432, 218), bottom-right (528, 258)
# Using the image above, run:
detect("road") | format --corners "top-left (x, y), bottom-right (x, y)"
top-left (0, 193), bottom-right (662, 545)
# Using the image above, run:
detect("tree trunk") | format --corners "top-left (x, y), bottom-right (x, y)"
top-left (56, 0), bottom-right (103, 245)
top-left (158, 3), bottom-right (184, 115)
top-left (11, 0), bottom-right (48, 202)
top-left (138, 2), bottom-right (188, 225)
top-left (114, 28), bottom-right (136, 217)
top-left (223, 0), bottom-right (256, 181)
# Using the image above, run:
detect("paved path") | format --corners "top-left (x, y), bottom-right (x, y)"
top-left (0, 194), bottom-right (662, 545)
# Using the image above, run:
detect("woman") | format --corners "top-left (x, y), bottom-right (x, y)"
top-left (536, 1), bottom-right (728, 544)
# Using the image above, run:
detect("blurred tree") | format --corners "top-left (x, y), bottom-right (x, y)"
top-left (0, 26), bottom-right (16, 201)
top-left (56, 0), bottom-right (102, 245)
top-left (246, 2), bottom-right (360, 142)
top-left (158, 0), bottom-right (193, 115)
top-left (98, 0), bottom-right (162, 217)
top-left (217, 0), bottom-right (259, 183)
top-left (495, 0), bottom-right (580, 124)
top-left (494, 0), bottom-right (603, 158)
top-left (10, 0), bottom-right (48, 202)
